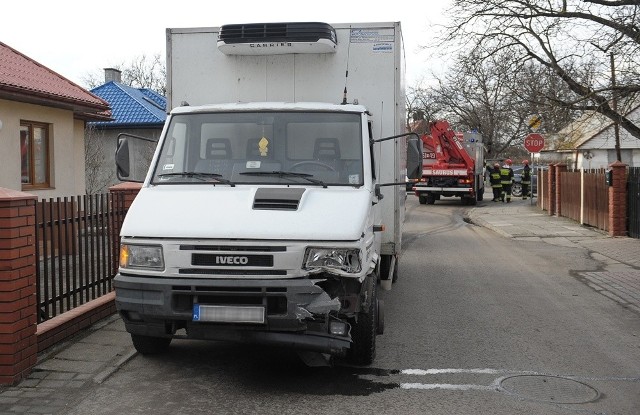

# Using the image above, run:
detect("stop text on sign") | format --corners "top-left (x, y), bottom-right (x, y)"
top-left (524, 133), bottom-right (545, 152)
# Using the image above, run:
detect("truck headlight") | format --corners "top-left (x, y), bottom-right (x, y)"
top-left (120, 244), bottom-right (165, 270)
top-left (303, 248), bottom-right (361, 273)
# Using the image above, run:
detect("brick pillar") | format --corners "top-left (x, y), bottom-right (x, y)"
top-left (0, 188), bottom-right (37, 385)
top-left (608, 161), bottom-right (627, 237)
top-left (547, 164), bottom-right (557, 216)
top-left (555, 163), bottom-right (567, 217)
top-left (109, 183), bottom-right (142, 276)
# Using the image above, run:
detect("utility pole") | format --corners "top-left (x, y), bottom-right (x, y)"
top-left (610, 52), bottom-right (621, 161)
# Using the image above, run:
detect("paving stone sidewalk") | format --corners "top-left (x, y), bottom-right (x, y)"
top-left (467, 200), bottom-right (640, 316)
top-left (0, 315), bottom-right (134, 415)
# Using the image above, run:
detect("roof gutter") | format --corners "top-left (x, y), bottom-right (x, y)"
top-left (0, 86), bottom-right (111, 116)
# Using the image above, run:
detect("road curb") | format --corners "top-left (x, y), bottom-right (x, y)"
top-left (93, 347), bottom-right (138, 384)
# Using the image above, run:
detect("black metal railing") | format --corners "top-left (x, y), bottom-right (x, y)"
top-left (34, 193), bottom-right (127, 323)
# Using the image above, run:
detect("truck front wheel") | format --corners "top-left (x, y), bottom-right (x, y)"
top-left (131, 334), bottom-right (172, 355)
top-left (348, 281), bottom-right (378, 365)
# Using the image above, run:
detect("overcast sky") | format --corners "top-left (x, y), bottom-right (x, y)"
top-left (1, 0), bottom-right (452, 89)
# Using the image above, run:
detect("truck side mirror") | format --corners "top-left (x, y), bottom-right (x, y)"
top-left (406, 136), bottom-right (423, 180)
top-left (115, 138), bottom-right (131, 180)
top-left (115, 133), bottom-right (158, 183)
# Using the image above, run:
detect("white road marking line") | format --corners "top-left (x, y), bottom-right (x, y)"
top-left (393, 368), bottom-right (640, 396)
top-left (402, 368), bottom-right (507, 376)
top-left (401, 383), bottom-right (495, 391)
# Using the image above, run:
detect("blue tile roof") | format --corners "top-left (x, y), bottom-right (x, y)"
top-left (88, 81), bottom-right (166, 128)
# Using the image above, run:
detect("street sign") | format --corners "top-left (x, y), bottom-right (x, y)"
top-left (528, 115), bottom-right (542, 131)
top-left (524, 133), bottom-right (545, 153)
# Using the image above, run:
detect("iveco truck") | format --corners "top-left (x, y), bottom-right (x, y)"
top-left (113, 21), bottom-right (422, 365)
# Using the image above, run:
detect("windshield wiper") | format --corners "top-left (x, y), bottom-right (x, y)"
top-left (239, 171), bottom-right (327, 188)
top-left (157, 172), bottom-right (235, 186)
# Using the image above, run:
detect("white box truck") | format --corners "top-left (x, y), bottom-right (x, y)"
top-left (114, 21), bottom-right (422, 365)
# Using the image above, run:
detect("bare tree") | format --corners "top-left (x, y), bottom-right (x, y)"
top-left (82, 54), bottom-right (166, 96)
top-left (408, 49), bottom-right (575, 159)
top-left (441, 0), bottom-right (640, 140)
top-left (84, 126), bottom-right (115, 194)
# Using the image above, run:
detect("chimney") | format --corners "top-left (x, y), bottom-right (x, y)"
top-left (104, 68), bottom-right (122, 83)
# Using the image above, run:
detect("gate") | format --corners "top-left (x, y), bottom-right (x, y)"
top-left (629, 167), bottom-right (640, 239)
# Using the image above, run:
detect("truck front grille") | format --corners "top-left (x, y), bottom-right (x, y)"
top-left (177, 243), bottom-right (290, 277)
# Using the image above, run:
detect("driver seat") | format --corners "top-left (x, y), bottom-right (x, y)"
top-left (195, 138), bottom-right (233, 176)
top-left (313, 138), bottom-right (342, 172)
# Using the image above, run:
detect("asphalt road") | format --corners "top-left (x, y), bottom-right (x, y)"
top-left (65, 196), bottom-right (640, 415)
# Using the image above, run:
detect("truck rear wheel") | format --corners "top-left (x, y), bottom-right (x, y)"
top-left (418, 195), bottom-right (427, 204)
top-left (348, 281), bottom-right (378, 365)
top-left (426, 194), bottom-right (436, 205)
top-left (131, 334), bottom-right (172, 355)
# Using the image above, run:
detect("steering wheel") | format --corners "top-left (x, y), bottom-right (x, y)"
top-left (289, 160), bottom-right (336, 172)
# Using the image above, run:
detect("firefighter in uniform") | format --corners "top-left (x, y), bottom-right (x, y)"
top-left (489, 162), bottom-right (503, 202)
top-left (500, 159), bottom-right (514, 203)
top-left (521, 160), bottom-right (531, 200)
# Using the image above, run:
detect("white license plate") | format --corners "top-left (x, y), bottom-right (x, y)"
top-left (192, 304), bottom-right (265, 324)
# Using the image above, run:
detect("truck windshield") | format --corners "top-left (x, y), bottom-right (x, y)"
top-left (151, 111), bottom-right (364, 187)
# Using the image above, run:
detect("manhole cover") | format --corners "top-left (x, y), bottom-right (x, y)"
top-left (500, 375), bottom-right (599, 404)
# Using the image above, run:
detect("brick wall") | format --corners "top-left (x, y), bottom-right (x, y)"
top-left (608, 161), bottom-right (627, 237)
top-left (36, 292), bottom-right (116, 351)
top-left (0, 188), bottom-right (38, 385)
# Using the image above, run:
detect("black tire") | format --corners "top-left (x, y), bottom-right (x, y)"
top-left (348, 280), bottom-right (377, 365)
top-left (426, 194), bottom-right (436, 205)
top-left (376, 299), bottom-right (385, 335)
top-left (512, 183), bottom-right (523, 197)
top-left (418, 195), bottom-right (427, 204)
top-left (131, 334), bottom-right (172, 355)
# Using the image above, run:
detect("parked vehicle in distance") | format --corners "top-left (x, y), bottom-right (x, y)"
top-left (413, 121), bottom-right (484, 205)
top-left (511, 165), bottom-right (545, 197)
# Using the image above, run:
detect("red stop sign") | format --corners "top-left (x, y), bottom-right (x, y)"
top-left (524, 133), bottom-right (545, 152)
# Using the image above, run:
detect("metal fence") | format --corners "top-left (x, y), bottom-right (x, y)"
top-left (34, 193), bottom-right (126, 323)
top-left (629, 167), bottom-right (640, 239)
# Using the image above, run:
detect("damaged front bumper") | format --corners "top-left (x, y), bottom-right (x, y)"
top-left (114, 274), bottom-right (354, 355)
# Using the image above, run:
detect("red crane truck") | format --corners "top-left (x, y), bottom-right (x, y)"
top-left (413, 120), bottom-right (484, 205)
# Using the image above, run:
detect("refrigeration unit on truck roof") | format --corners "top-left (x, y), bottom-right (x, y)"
top-left (217, 22), bottom-right (338, 55)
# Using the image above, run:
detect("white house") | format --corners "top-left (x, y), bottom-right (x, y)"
top-left (542, 104), bottom-right (640, 169)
